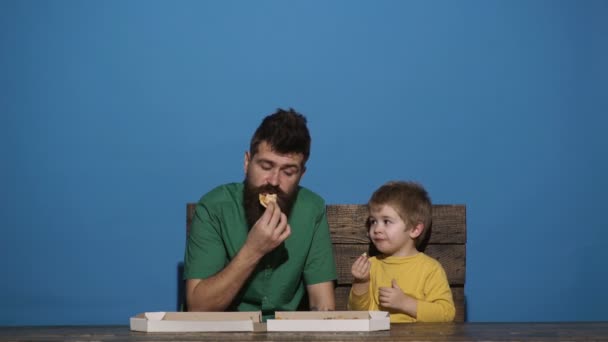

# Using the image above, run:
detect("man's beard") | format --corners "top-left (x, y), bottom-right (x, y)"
top-left (243, 178), bottom-right (299, 229)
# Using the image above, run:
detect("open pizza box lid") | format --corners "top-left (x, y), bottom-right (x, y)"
top-left (267, 311), bottom-right (390, 331)
top-left (130, 311), bottom-right (266, 332)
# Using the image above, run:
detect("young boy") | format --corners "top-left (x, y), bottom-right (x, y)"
top-left (348, 181), bottom-right (455, 323)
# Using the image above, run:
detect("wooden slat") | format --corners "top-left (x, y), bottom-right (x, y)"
top-left (335, 286), bottom-right (465, 323)
top-left (327, 204), bottom-right (466, 244)
top-left (186, 203), bottom-right (196, 237)
top-left (452, 287), bottom-right (466, 323)
top-left (333, 244), bottom-right (465, 286)
top-left (425, 244), bottom-right (466, 285)
top-left (430, 205), bottom-right (467, 244)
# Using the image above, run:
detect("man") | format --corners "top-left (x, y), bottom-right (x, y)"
top-left (184, 108), bottom-right (337, 318)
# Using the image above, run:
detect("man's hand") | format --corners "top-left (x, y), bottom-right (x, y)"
top-left (245, 201), bottom-right (291, 257)
top-left (379, 279), bottom-right (417, 317)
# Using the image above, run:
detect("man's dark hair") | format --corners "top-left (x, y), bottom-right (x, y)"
top-left (249, 108), bottom-right (311, 163)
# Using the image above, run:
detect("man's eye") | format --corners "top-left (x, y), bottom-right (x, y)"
top-left (260, 163), bottom-right (272, 170)
top-left (283, 170), bottom-right (295, 177)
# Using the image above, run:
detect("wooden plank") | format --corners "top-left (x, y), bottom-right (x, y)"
top-left (425, 244), bottom-right (466, 285)
top-left (327, 204), bottom-right (466, 244)
top-left (333, 244), bottom-right (465, 286)
top-left (335, 286), bottom-right (465, 323)
top-left (186, 203), bottom-right (196, 237)
top-left (430, 205), bottom-right (467, 244)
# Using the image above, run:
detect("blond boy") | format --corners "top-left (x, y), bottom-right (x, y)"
top-left (348, 181), bottom-right (455, 322)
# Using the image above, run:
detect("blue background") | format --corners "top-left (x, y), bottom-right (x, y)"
top-left (1, 0), bottom-right (607, 325)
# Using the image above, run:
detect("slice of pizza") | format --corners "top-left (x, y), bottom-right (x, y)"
top-left (259, 193), bottom-right (278, 208)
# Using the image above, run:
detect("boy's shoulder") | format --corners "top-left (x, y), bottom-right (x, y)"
top-left (416, 252), bottom-right (443, 266)
top-left (415, 253), bottom-right (450, 276)
top-left (370, 253), bottom-right (444, 269)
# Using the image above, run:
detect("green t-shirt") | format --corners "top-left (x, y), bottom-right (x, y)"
top-left (183, 182), bottom-right (337, 318)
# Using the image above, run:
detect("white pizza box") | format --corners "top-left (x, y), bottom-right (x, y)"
top-left (267, 311), bottom-right (390, 332)
top-left (129, 311), bottom-right (266, 332)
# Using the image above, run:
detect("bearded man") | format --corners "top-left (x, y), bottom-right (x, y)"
top-left (184, 109), bottom-right (337, 320)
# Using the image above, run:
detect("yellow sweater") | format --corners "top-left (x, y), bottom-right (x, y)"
top-left (348, 253), bottom-right (455, 323)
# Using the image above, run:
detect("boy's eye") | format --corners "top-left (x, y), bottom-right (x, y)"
top-left (384, 220), bottom-right (391, 225)
top-left (369, 219), bottom-right (377, 225)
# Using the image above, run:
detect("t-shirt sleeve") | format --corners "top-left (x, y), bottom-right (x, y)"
top-left (302, 205), bottom-right (337, 285)
top-left (183, 202), bottom-right (227, 279)
top-left (416, 263), bottom-right (456, 322)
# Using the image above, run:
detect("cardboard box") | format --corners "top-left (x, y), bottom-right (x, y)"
top-left (267, 311), bottom-right (390, 331)
top-left (130, 311), bottom-right (266, 332)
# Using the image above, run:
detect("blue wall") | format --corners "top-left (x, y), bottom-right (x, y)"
top-left (1, 0), bottom-right (607, 325)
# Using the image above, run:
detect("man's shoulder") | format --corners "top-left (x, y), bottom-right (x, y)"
top-left (199, 182), bottom-right (243, 205)
top-left (295, 186), bottom-right (326, 208)
top-left (294, 187), bottom-right (325, 215)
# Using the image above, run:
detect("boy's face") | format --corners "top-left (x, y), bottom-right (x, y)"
top-left (368, 204), bottom-right (417, 257)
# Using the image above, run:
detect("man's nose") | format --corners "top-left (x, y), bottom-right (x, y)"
top-left (266, 169), bottom-right (279, 186)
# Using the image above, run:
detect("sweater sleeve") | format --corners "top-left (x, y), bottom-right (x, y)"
top-left (348, 288), bottom-right (371, 311)
top-left (416, 264), bottom-right (456, 322)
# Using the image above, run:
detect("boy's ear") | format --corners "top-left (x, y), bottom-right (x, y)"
top-left (409, 223), bottom-right (424, 239)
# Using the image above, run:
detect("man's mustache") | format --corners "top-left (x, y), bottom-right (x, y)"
top-left (254, 184), bottom-right (285, 197)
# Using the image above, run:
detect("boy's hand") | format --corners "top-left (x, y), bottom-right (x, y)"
top-left (351, 253), bottom-right (371, 283)
top-left (379, 279), bottom-right (417, 316)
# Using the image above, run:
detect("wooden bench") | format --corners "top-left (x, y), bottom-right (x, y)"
top-left (185, 203), bottom-right (467, 322)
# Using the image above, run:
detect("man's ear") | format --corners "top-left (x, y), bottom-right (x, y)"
top-left (409, 223), bottom-right (424, 239)
top-left (244, 151), bottom-right (251, 175)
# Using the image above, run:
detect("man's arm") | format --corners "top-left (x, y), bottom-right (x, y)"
top-left (186, 245), bottom-right (262, 311)
top-left (307, 281), bottom-right (335, 311)
top-left (187, 202), bottom-right (290, 311)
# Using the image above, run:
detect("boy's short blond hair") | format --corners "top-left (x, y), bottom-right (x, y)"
top-left (368, 181), bottom-right (432, 249)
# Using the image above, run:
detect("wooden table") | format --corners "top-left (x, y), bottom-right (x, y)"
top-left (1, 322), bottom-right (607, 341)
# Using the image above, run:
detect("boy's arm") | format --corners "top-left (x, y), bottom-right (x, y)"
top-left (348, 281), bottom-right (371, 310)
top-left (378, 268), bottom-right (455, 322)
top-left (415, 267), bottom-right (456, 322)
top-left (348, 254), bottom-right (372, 310)
top-left (378, 280), bottom-right (418, 316)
